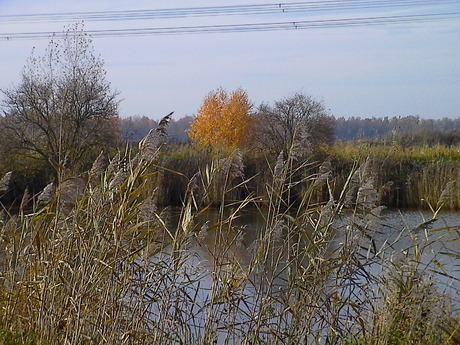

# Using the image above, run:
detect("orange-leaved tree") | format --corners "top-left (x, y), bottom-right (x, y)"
top-left (188, 88), bottom-right (253, 148)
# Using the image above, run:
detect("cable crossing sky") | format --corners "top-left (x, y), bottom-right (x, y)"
top-left (0, 0), bottom-right (457, 22)
top-left (0, 0), bottom-right (458, 40)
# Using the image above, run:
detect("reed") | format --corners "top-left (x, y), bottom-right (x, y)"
top-left (0, 125), bottom-right (458, 344)
top-left (324, 141), bottom-right (460, 209)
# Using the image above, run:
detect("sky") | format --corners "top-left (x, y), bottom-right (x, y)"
top-left (0, 0), bottom-right (459, 120)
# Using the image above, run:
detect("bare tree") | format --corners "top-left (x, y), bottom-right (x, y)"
top-left (1, 23), bottom-right (120, 179)
top-left (252, 93), bottom-right (334, 155)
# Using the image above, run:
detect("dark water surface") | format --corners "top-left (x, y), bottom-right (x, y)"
top-left (186, 208), bottom-right (460, 278)
top-left (154, 207), bottom-right (460, 343)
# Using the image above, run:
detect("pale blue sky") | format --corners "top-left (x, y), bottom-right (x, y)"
top-left (1, 0), bottom-right (459, 120)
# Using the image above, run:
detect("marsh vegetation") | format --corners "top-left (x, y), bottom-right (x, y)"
top-left (0, 121), bottom-right (458, 345)
top-left (0, 26), bottom-right (459, 344)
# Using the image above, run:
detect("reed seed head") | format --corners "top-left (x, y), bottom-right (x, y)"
top-left (89, 151), bottom-right (108, 183)
top-left (314, 158), bottom-right (332, 187)
top-left (106, 152), bottom-right (121, 176)
top-left (37, 182), bottom-right (55, 206)
top-left (0, 171), bottom-right (12, 193)
top-left (138, 128), bottom-right (161, 162)
top-left (437, 180), bottom-right (457, 208)
top-left (188, 172), bottom-right (201, 195)
top-left (274, 151), bottom-right (285, 180)
top-left (138, 194), bottom-right (157, 222)
top-left (357, 176), bottom-right (378, 210)
top-left (220, 149), bottom-right (245, 179)
top-left (109, 169), bottom-right (128, 191)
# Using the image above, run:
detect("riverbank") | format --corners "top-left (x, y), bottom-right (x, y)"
top-left (0, 136), bottom-right (459, 344)
top-left (144, 141), bottom-right (460, 210)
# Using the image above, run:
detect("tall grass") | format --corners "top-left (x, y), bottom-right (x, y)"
top-left (143, 140), bottom-right (460, 209)
top-left (325, 141), bottom-right (460, 209)
top-left (0, 124), bottom-right (459, 344)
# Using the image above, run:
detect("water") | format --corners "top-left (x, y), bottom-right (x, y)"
top-left (187, 208), bottom-right (460, 280)
top-left (151, 207), bottom-right (460, 343)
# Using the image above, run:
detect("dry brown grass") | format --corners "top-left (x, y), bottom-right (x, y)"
top-left (0, 124), bottom-right (458, 344)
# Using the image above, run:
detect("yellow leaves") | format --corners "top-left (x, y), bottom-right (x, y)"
top-left (188, 87), bottom-right (253, 148)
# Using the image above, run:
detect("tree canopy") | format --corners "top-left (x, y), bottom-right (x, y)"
top-left (1, 23), bottom-right (120, 178)
top-left (188, 88), bottom-right (253, 148)
top-left (252, 93), bottom-right (334, 155)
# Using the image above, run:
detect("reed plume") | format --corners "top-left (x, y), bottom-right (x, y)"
top-left (0, 171), bottom-right (12, 193)
top-left (37, 182), bottom-right (55, 206)
top-left (88, 151), bottom-right (108, 184)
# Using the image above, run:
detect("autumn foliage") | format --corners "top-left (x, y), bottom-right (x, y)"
top-left (188, 88), bottom-right (253, 148)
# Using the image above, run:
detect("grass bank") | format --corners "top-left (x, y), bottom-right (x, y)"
top-left (324, 141), bottom-right (460, 209)
top-left (150, 140), bottom-right (460, 210)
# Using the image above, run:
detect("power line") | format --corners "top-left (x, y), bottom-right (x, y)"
top-left (0, 0), bottom-right (456, 23)
top-left (1, 12), bottom-right (458, 40)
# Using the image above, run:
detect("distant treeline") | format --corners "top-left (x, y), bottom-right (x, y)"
top-left (120, 115), bottom-right (460, 143)
top-left (334, 115), bottom-right (460, 142)
top-left (120, 115), bottom-right (193, 143)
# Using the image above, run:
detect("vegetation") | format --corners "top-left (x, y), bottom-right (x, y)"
top-left (251, 93), bottom-right (334, 154)
top-left (116, 113), bottom-right (460, 210)
top-left (0, 25), bottom-right (459, 345)
top-left (0, 23), bottom-right (120, 180)
top-left (188, 88), bottom-right (253, 148)
top-left (119, 114), bottom-right (460, 145)
top-left (0, 121), bottom-right (458, 344)
top-left (323, 140), bottom-right (460, 209)
top-left (334, 115), bottom-right (460, 141)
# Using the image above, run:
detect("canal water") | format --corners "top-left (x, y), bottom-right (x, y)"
top-left (186, 208), bottom-right (460, 281)
top-left (150, 207), bottom-right (460, 343)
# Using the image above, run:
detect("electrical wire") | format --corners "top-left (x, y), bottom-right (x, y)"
top-left (0, 0), bottom-right (457, 23)
top-left (0, 1), bottom-right (458, 40)
top-left (1, 12), bottom-right (458, 40)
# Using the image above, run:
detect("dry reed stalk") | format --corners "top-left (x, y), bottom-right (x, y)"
top-left (0, 132), bottom-right (458, 345)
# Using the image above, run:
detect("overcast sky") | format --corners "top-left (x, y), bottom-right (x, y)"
top-left (1, 0), bottom-right (459, 120)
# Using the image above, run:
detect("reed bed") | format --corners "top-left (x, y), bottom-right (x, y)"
top-left (0, 123), bottom-right (459, 344)
top-left (324, 141), bottom-right (460, 209)
top-left (326, 141), bottom-right (460, 162)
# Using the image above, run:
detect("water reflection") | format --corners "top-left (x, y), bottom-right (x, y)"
top-left (153, 207), bottom-right (460, 343)
top-left (186, 208), bottom-right (460, 279)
